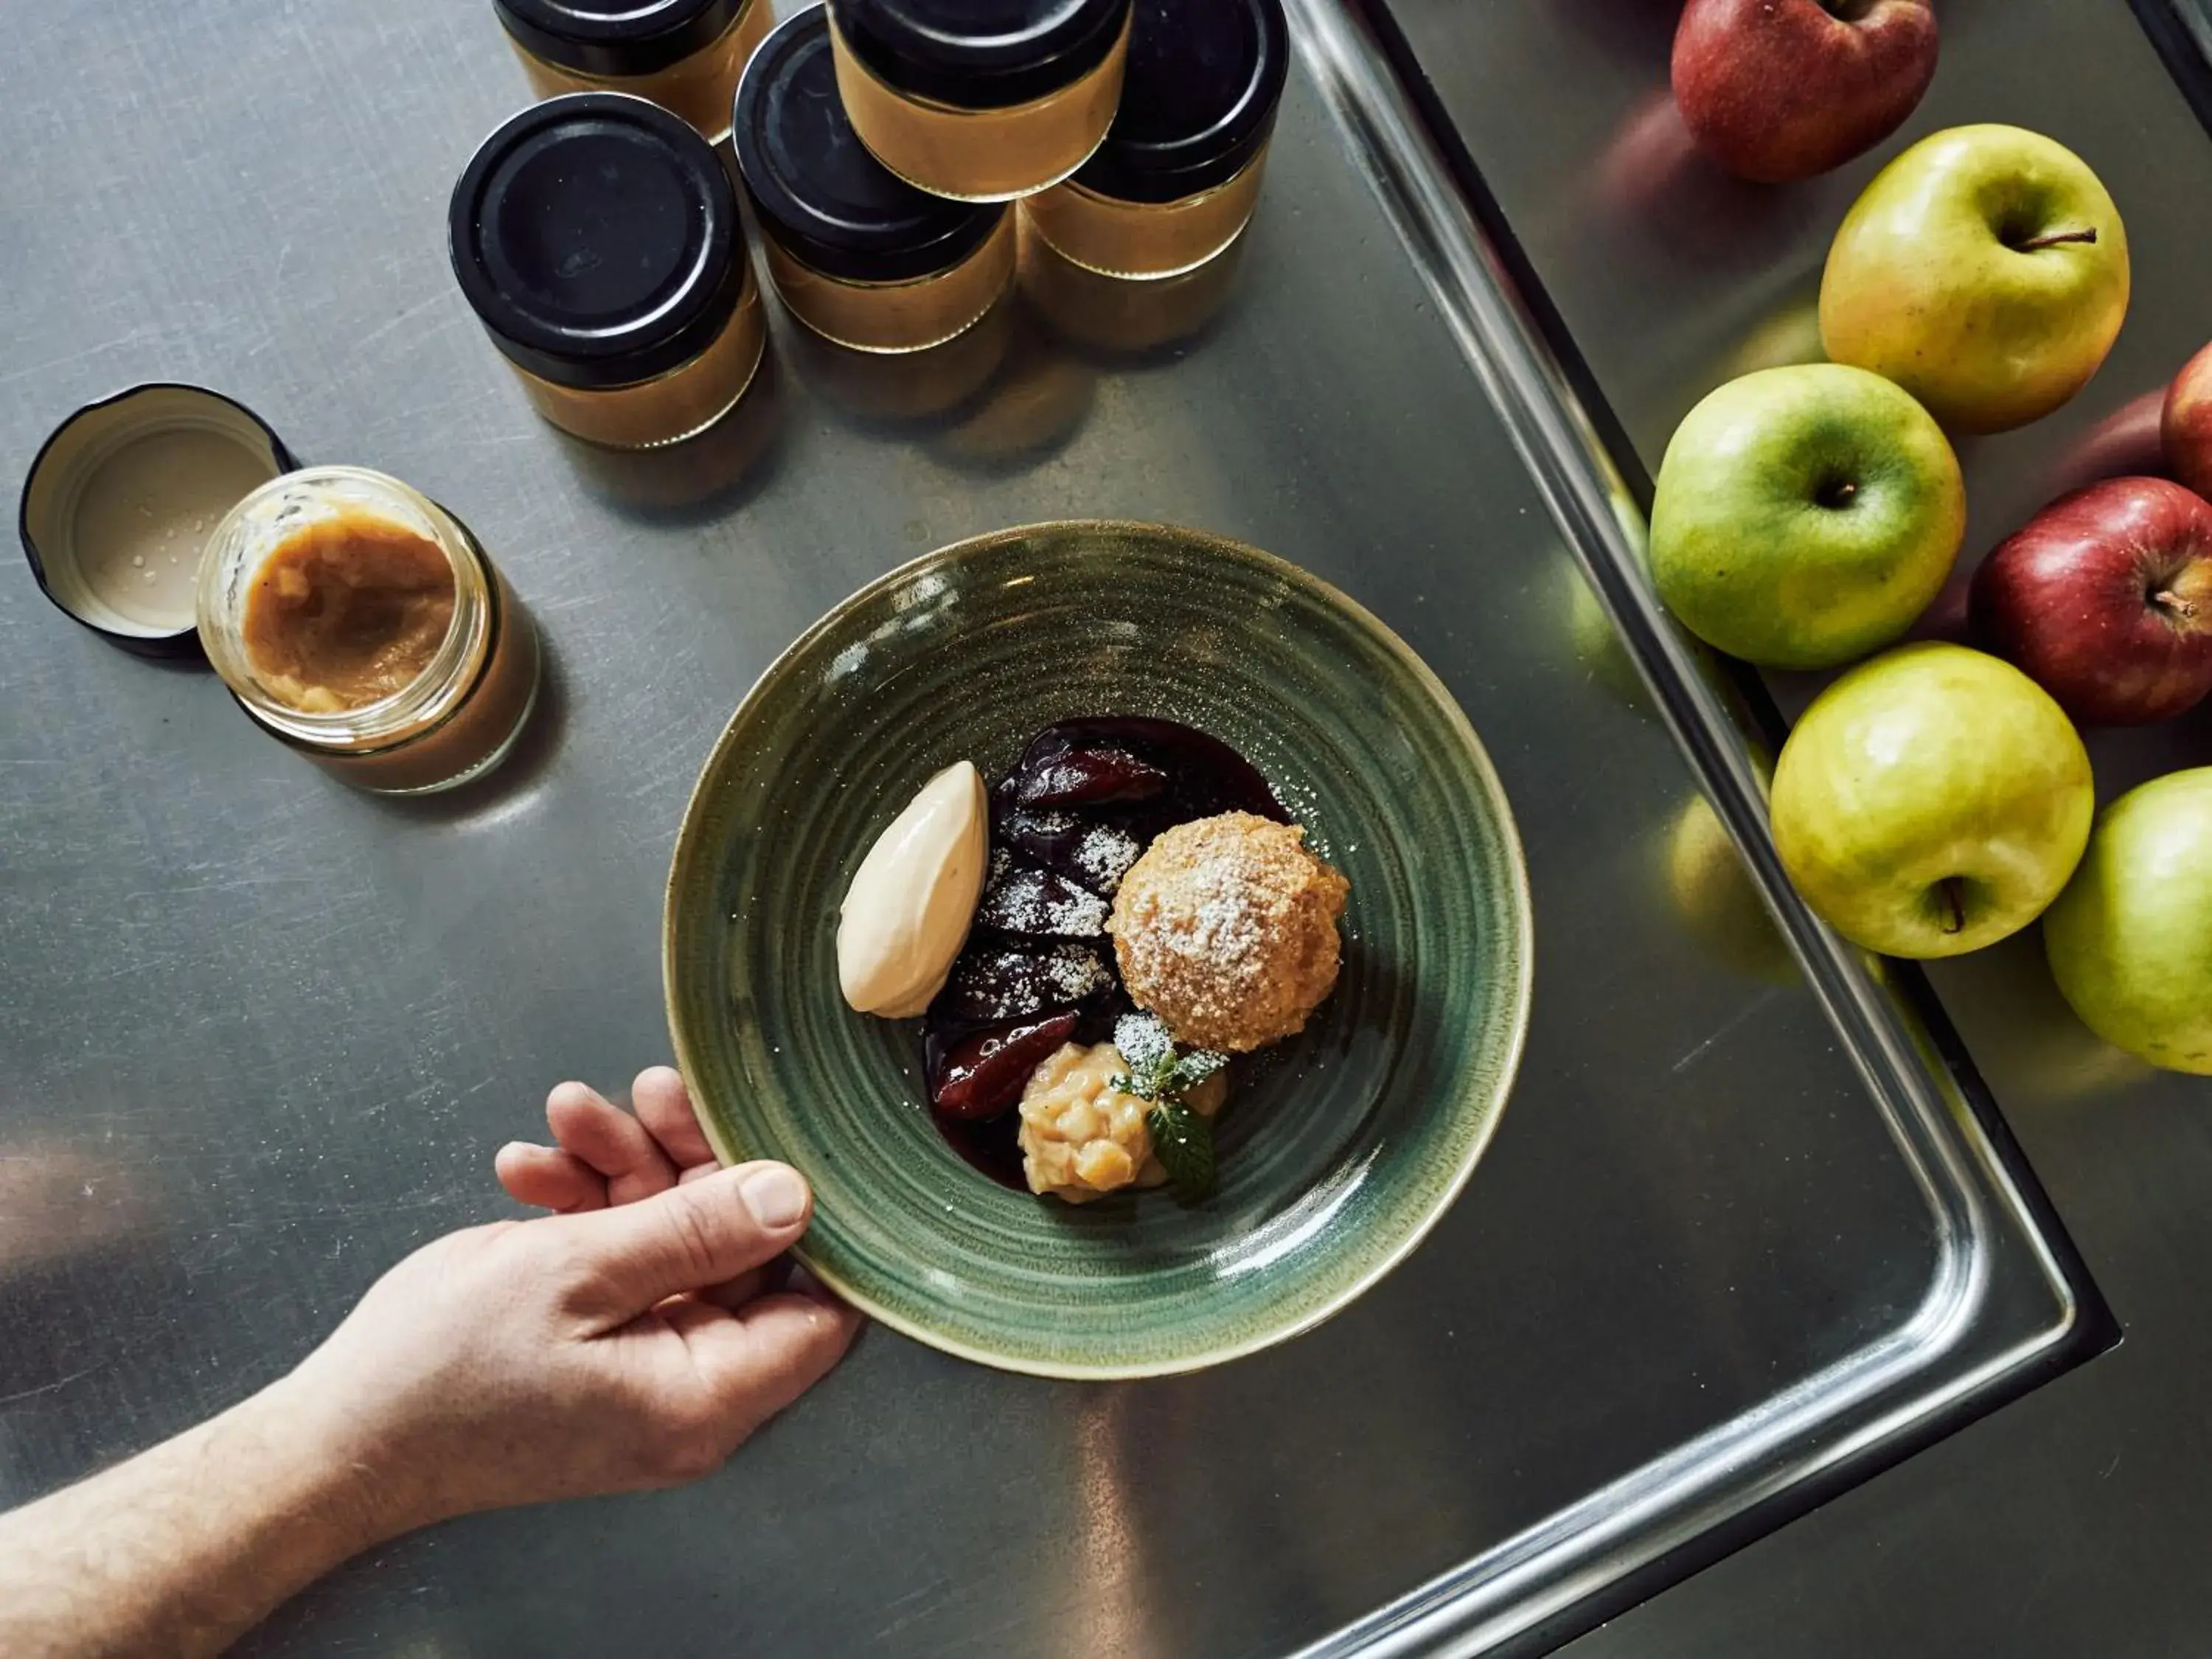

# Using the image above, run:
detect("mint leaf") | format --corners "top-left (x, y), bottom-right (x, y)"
top-left (1112, 1046), bottom-right (1179, 1103)
top-left (1147, 1100), bottom-right (1216, 1200)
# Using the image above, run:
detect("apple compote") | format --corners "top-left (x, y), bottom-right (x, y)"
top-left (242, 513), bottom-right (456, 713)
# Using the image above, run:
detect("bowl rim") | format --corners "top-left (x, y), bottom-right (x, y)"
top-left (663, 518), bottom-right (1537, 1379)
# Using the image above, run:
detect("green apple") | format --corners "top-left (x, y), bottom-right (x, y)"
top-left (1650, 364), bottom-right (1964, 669)
top-left (2044, 768), bottom-right (2212, 1074)
top-left (1771, 642), bottom-right (2094, 958)
top-left (1820, 125), bottom-right (2129, 434)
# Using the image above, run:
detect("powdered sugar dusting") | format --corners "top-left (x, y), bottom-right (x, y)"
top-left (939, 943), bottom-right (1115, 1023)
top-left (1072, 824), bottom-right (1140, 893)
top-left (1111, 1010), bottom-right (1174, 1075)
top-left (978, 863), bottom-right (1107, 938)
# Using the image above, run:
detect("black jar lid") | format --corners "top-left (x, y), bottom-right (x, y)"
top-left (829, 0), bottom-right (1130, 111)
top-left (495, 0), bottom-right (750, 78)
top-left (18, 383), bottom-right (297, 657)
top-left (1072, 0), bottom-right (1286, 204)
top-left (737, 9), bottom-right (1007, 282)
top-left (449, 94), bottom-right (745, 392)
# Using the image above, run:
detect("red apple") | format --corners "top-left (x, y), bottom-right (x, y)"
top-left (1672, 0), bottom-right (1939, 184)
top-left (1970, 477), bottom-right (2212, 726)
top-left (2160, 341), bottom-right (2212, 498)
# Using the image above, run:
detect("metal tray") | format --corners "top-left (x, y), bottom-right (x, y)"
top-left (0, 1), bottom-right (2106, 1655)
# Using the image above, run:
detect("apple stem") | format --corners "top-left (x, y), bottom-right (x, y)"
top-left (1938, 878), bottom-right (1966, 936)
top-left (2011, 228), bottom-right (2098, 252)
top-left (2153, 587), bottom-right (2198, 621)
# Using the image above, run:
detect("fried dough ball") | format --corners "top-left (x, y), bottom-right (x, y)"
top-left (1107, 812), bottom-right (1349, 1052)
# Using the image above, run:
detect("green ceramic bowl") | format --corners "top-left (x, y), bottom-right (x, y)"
top-left (665, 521), bottom-right (1531, 1379)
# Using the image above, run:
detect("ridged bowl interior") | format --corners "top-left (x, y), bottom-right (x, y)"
top-left (665, 521), bottom-right (1531, 1378)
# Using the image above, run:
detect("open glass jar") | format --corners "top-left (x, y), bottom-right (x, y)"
top-left (195, 467), bottom-right (540, 795)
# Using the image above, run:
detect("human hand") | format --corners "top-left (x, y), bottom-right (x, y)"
top-left (274, 1068), bottom-right (860, 1540)
top-left (495, 1064), bottom-right (733, 1209)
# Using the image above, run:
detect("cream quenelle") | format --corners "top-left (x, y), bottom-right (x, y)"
top-left (838, 760), bottom-right (990, 1017)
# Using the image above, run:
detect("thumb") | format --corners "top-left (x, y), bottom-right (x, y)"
top-left (552, 1161), bottom-right (813, 1321)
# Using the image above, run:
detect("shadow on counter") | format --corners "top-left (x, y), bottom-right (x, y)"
top-left (774, 215), bottom-right (1256, 471)
top-left (355, 633), bottom-right (571, 827)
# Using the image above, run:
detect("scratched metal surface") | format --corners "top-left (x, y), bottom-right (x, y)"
top-left (1365, 0), bottom-right (2212, 1654)
top-left (0, 4), bottom-right (2097, 1658)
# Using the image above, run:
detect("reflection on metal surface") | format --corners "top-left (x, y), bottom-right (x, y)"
top-left (1074, 1391), bottom-right (1166, 1659)
top-left (1019, 217), bottom-right (1251, 359)
top-left (1279, 0), bottom-right (2084, 1650)
top-left (2045, 384), bottom-right (2173, 499)
top-left (927, 307), bottom-right (1098, 472)
top-left (785, 294), bottom-right (1018, 427)
top-left (550, 352), bottom-right (788, 521)
top-left (0, 1142), bottom-right (157, 1281)
top-left (1559, 558), bottom-right (1651, 712)
top-left (1660, 788), bottom-right (1796, 987)
top-left (1721, 299), bottom-right (1826, 379)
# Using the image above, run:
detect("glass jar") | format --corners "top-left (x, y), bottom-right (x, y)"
top-left (196, 467), bottom-right (541, 795)
top-left (449, 94), bottom-right (767, 450)
top-left (736, 9), bottom-right (1015, 354)
top-left (1021, 0), bottom-right (1287, 279)
top-left (825, 0), bottom-right (1133, 202)
top-left (495, 0), bottom-right (774, 145)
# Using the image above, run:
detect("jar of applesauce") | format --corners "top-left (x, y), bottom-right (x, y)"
top-left (195, 467), bottom-right (540, 794)
top-left (495, 0), bottom-right (774, 147)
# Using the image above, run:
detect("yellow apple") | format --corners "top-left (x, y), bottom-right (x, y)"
top-left (1820, 125), bottom-right (2128, 434)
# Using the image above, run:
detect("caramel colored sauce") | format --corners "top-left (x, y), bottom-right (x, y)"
top-left (827, 7), bottom-right (1130, 203)
top-left (1023, 146), bottom-right (1270, 280)
top-left (243, 513), bottom-right (456, 712)
top-left (507, 0), bottom-right (772, 142)
top-left (765, 210), bottom-right (1015, 354)
top-left (512, 271), bottom-right (767, 449)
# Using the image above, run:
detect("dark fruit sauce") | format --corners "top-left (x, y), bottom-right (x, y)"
top-left (922, 717), bottom-right (1284, 1186)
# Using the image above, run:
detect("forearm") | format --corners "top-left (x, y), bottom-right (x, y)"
top-left (0, 1375), bottom-right (401, 1659)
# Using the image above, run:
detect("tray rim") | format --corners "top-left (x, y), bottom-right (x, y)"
top-left (1277, 0), bottom-right (2117, 1652)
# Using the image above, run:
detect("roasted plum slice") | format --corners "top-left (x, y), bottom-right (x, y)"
top-left (930, 941), bottom-right (1116, 1025)
top-left (1012, 745), bottom-right (1168, 808)
top-left (975, 860), bottom-right (1108, 938)
top-left (995, 809), bottom-right (1144, 897)
top-left (1015, 717), bottom-right (1285, 822)
top-left (926, 1010), bottom-right (1081, 1121)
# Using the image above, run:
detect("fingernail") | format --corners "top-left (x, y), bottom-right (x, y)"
top-left (740, 1166), bottom-right (807, 1230)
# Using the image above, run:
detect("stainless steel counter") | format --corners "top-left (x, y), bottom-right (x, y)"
top-left (1373, 0), bottom-right (2212, 1652)
top-left (0, 1), bottom-right (2198, 1656)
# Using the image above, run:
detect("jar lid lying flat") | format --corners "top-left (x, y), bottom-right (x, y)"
top-left (495, 0), bottom-right (751, 78)
top-left (829, 0), bottom-right (1129, 109)
top-left (17, 383), bottom-right (297, 655)
top-left (1073, 0), bottom-right (1287, 204)
top-left (738, 8), bottom-right (1007, 282)
top-left (449, 93), bottom-right (745, 391)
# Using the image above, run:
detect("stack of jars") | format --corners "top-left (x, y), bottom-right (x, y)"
top-left (453, 0), bottom-right (1287, 445)
top-left (735, 0), bottom-right (1289, 355)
